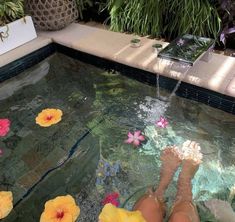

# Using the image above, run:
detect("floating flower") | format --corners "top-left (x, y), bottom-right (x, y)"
top-left (125, 131), bottom-right (145, 147)
top-left (0, 119), bottom-right (11, 137)
top-left (36, 108), bottom-right (63, 127)
top-left (99, 203), bottom-right (146, 222)
top-left (0, 191), bottom-right (13, 219)
top-left (102, 192), bottom-right (120, 207)
top-left (156, 117), bottom-right (168, 128)
top-left (40, 195), bottom-right (80, 222)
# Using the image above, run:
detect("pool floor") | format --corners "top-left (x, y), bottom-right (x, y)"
top-left (0, 53), bottom-right (234, 221)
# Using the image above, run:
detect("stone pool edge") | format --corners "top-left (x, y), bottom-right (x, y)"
top-left (0, 43), bottom-right (235, 114)
top-left (0, 23), bottom-right (235, 114)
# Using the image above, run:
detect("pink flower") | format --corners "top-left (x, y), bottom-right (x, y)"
top-left (125, 130), bottom-right (145, 147)
top-left (0, 119), bottom-right (11, 137)
top-left (0, 149), bottom-right (3, 156)
top-left (102, 192), bottom-right (120, 207)
top-left (156, 117), bottom-right (168, 128)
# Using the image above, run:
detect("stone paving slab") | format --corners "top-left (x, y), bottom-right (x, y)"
top-left (0, 36), bottom-right (52, 67)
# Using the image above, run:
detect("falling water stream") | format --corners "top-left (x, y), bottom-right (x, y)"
top-left (156, 57), bottom-right (191, 102)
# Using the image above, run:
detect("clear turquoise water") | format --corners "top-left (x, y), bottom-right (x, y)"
top-left (0, 53), bottom-right (234, 221)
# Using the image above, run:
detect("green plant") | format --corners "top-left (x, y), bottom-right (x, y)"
top-left (164, 0), bottom-right (221, 40)
top-left (106, 0), bottom-right (164, 37)
top-left (104, 0), bottom-right (222, 40)
top-left (0, 0), bottom-right (24, 26)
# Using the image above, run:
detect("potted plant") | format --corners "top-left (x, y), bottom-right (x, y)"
top-left (0, 0), bottom-right (37, 55)
top-left (25, 0), bottom-right (78, 31)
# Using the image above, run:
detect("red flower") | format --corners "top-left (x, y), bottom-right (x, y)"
top-left (0, 119), bottom-right (10, 137)
top-left (102, 192), bottom-right (120, 207)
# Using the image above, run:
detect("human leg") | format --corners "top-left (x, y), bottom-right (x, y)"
top-left (169, 142), bottom-right (201, 222)
top-left (134, 147), bottom-right (182, 222)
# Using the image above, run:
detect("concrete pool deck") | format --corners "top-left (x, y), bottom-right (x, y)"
top-left (1, 23), bottom-right (235, 98)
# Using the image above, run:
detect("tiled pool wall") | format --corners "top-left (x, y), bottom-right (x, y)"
top-left (1, 43), bottom-right (235, 114)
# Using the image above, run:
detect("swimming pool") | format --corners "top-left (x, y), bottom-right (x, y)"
top-left (0, 52), bottom-right (234, 221)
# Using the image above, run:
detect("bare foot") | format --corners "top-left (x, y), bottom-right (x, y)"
top-left (179, 141), bottom-right (202, 181)
top-left (169, 141), bottom-right (202, 222)
top-left (155, 146), bottom-right (182, 199)
top-left (133, 146), bottom-right (182, 222)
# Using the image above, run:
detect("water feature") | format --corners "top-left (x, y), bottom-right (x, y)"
top-left (0, 53), bottom-right (234, 222)
top-left (155, 57), bottom-right (191, 102)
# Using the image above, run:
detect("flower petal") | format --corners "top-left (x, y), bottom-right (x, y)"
top-left (127, 132), bottom-right (134, 138)
top-left (0, 119), bottom-right (11, 137)
top-left (134, 130), bottom-right (141, 137)
top-left (125, 138), bottom-right (134, 144)
top-left (133, 140), bottom-right (140, 146)
top-left (0, 191), bottom-right (13, 219)
top-left (99, 204), bottom-right (120, 222)
top-left (137, 135), bottom-right (145, 141)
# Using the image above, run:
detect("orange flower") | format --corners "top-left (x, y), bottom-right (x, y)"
top-left (99, 203), bottom-right (146, 222)
top-left (40, 195), bottom-right (80, 222)
top-left (36, 108), bottom-right (63, 127)
top-left (0, 191), bottom-right (13, 219)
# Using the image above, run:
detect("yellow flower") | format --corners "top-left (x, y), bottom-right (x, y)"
top-left (36, 108), bottom-right (63, 127)
top-left (118, 208), bottom-right (146, 222)
top-left (99, 204), bottom-right (146, 222)
top-left (99, 203), bottom-right (120, 222)
top-left (40, 195), bottom-right (80, 222)
top-left (0, 191), bottom-right (13, 219)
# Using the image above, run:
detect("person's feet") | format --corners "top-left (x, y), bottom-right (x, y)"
top-left (155, 146), bottom-right (182, 199)
top-left (133, 147), bottom-right (182, 222)
top-left (170, 141), bottom-right (202, 222)
top-left (178, 141), bottom-right (202, 181)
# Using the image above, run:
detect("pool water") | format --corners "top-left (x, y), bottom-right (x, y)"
top-left (0, 53), bottom-right (234, 221)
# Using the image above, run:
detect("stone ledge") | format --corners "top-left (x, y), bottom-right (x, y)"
top-left (0, 36), bottom-right (52, 68)
top-left (1, 23), bottom-right (234, 98)
top-left (39, 23), bottom-right (235, 98)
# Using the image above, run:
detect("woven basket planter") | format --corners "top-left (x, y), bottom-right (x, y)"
top-left (25, 0), bottom-right (78, 31)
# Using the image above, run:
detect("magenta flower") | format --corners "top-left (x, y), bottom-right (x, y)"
top-left (102, 192), bottom-right (120, 207)
top-left (156, 117), bottom-right (168, 128)
top-left (125, 130), bottom-right (145, 147)
top-left (0, 119), bottom-right (11, 137)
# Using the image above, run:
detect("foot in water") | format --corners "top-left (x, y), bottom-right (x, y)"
top-left (169, 141), bottom-right (201, 222)
top-left (134, 146), bottom-right (182, 222)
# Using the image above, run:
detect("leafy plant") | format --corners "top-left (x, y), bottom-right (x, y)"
top-left (106, 0), bottom-right (164, 37)
top-left (103, 0), bottom-right (221, 40)
top-left (217, 0), bottom-right (235, 46)
top-left (0, 0), bottom-right (24, 26)
top-left (163, 0), bottom-right (221, 40)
